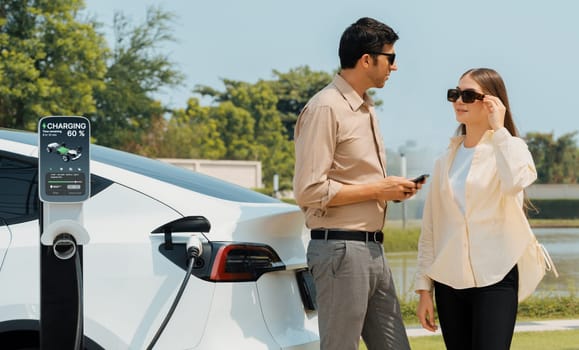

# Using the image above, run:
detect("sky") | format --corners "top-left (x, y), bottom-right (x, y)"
top-left (82, 0), bottom-right (579, 167)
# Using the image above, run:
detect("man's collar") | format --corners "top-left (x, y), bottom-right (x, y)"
top-left (333, 74), bottom-right (374, 111)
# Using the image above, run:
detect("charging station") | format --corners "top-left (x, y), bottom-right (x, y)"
top-left (38, 116), bottom-right (91, 350)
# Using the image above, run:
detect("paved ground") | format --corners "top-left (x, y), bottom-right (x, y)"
top-left (407, 319), bottom-right (579, 337)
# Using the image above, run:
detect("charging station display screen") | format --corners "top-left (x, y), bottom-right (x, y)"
top-left (39, 116), bottom-right (91, 202)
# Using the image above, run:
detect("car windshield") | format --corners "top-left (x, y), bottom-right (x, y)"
top-left (1, 129), bottom-right (279, 203)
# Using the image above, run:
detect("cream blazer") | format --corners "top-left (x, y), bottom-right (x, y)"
top-left (415, 128), bottom-right (543, 301)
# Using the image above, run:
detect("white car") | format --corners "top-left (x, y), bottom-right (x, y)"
top-left (0, 129), bottom-right (319, 349)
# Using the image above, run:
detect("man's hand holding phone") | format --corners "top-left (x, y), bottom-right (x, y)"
top-left (393, 174), bottom-right (429, 202)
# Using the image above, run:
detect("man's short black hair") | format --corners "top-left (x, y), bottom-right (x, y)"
top-left (338, 17), bottom-right (399, 69)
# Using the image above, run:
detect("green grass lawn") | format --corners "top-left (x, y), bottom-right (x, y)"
top-left (358, 329), bottom-right (579, 350)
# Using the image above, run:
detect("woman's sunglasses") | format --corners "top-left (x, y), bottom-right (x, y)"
top-left (447, 88), bottom-right (485, 104)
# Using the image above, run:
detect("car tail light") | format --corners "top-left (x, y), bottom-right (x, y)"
top-left (209, 243), bottom-right (285, 282)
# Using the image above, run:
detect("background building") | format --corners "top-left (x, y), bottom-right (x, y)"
top-left (159, 158), bottom-right (262, 189)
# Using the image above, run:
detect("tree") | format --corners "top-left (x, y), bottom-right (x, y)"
top-left (160, 98), bottom-right (227, 159)
top-left (210, 100), bottom-right (258, 160)
top-left (526, 131), bottom-right (578, 184)
top-left (0, 0), bottom-right (108, 130)
top-left (194, 78), bottom-right (294, 188)
top-left (88, 6), bottom-right (184, 149)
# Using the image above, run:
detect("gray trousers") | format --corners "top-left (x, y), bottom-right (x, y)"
top-left (307, 239), bottom-right (410, 350)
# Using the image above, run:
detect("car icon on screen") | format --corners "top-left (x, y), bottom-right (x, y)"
top-left (46, 142), bottom-right (82, 162)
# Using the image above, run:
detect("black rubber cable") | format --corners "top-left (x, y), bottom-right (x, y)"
top-left (146, 248), bottom-right (199, 350)
top-left (74, 251), bottom-right (83, 350)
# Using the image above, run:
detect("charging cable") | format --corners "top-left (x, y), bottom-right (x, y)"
top-left (74, 248), bottom-right (83, 350)
top-left (146, 235), bottom-right (203, 350)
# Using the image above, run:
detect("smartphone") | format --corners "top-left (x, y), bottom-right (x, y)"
top-left (412, 174), bottom-right (430, 184)
top-left (393, 174), bottom-right (429, 203)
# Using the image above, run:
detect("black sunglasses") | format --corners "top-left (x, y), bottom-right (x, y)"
top-left (368, 52), bottom-right (396, 65)
top-left (447, 88), bottom-right (485, 103)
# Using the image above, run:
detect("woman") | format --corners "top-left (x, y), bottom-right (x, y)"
top-left (414, 68), bottom-right (542, 350)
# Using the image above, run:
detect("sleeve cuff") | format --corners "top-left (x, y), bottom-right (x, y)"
top-left (414, 275), bottom-right (434, 293)
top-left (492, 127), bottom-right (511, 142)
top-left (320, 180), bottom-right (343, 209)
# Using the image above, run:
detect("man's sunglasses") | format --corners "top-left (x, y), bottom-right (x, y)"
top-left (447, 88), bottom-right (485, 103)
top-left (368, 52), bottom-right (396, 65)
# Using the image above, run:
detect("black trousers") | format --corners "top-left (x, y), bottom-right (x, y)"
top-left (434, 265), bottom-right (519, 350)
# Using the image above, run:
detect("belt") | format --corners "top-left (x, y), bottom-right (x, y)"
top-left (310, 229), bottom-right (384, 243)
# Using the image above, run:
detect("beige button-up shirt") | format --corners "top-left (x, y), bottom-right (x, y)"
top-left (415, 128), bottom-right (540, 300)
top-left (293, 74), bottom-right (388, 231)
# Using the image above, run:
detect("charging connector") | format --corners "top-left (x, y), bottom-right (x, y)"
top-left (186, 235), bottom-right (203, 259)
top-left (53, 233), bottom-right (77, 260)
top-left (146, 235), bottom-right (203, 350)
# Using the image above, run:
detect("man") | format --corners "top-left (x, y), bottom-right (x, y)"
top-left (293, 17), bottom-right (422, 350)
